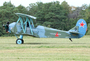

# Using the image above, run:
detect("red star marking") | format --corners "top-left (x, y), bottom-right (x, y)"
top-left (55, 32), bottom-right (59, 37)
top-left (79, 21), bottom-right (85, 27)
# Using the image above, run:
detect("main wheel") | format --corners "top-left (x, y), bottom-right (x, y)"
top-left (16, 38), bottom-right (24, 44)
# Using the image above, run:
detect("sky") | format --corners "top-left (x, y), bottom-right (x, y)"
top-left (0, 0), bottom-right (90, 7)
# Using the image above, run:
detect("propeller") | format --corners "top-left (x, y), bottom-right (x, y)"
top-left (3, 22), bottom-right (10, 33)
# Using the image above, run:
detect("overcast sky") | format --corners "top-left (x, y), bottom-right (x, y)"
top-left (0, 0), bottom-right (90, 7)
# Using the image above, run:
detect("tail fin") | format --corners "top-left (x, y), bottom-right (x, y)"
top-left (69, 19), bottom-right (87, 38)
top-left (76, 19), bottom-right (87, 38)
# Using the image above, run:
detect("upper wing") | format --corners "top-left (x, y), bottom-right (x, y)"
top-left (15, 13), bottom-right (37, 19)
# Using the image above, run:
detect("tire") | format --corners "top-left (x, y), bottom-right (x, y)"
top-left (16, 39), bottom-right (24, 44)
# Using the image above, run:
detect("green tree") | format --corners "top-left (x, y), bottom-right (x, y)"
top-left (0, 21), bottom-right (3, 36)
top-left (0, 1), bottom-right (30, 36)
top-left (61, 1), bottom-right (70, 15)
top-left (16, 5), bottom-right (28, 14)
top-left (85, 5), bottom-right (90, 24)
top-left (28, 1), bottom-right (72, 30)
top-left (0, 1), bottom-right (15, 36)
top-left (86, 23), bottom-right (90, 35)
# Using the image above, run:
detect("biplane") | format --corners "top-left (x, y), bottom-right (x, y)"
top-left (3, 13), bottom-right (87, 44)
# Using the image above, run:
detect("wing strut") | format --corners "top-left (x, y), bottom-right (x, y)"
top-left (69, 38), bottom-right (72, 42)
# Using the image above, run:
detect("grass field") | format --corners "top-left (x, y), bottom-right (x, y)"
top-left (0, 35), bottom-right (90, 61)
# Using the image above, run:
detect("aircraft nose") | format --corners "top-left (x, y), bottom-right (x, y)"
top-left (3, 22), bottom-right (10, 33)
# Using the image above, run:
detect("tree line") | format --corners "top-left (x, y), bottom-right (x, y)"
top-left (0, 1), bottom-right (90, 36)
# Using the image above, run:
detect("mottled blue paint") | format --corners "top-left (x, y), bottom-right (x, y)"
top-left (16, 23), bottom-right (22, 34)
top-left (9, 22), bottom-right (16, 33)
top-left (36, 25), bottom-right (47, 38)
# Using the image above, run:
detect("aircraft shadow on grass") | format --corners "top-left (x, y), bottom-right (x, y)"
top-left (24, 42), bottom-right (89, 45)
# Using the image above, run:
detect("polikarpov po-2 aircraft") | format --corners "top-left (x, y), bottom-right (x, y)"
top-left (3, 13), bottom-right (87, 44)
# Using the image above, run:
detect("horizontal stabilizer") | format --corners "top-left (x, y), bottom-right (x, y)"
top-left (69, 26), bottom-right (79, 34)
top-left (69, 31), bottom-right (80, 34)
top-left (15, 13), bottom-right (37, 19)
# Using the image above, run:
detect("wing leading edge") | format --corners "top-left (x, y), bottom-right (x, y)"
top-left (15, 13), bottom-right (37, 19)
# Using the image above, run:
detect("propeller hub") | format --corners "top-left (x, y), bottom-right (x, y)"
top-left (3, 22), bottom-right (10, 33)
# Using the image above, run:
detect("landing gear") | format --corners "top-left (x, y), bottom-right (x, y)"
top-left (15, 34), bottom-right (24, 44)
top-left (69, 38), bottom-right (72, 42)
top-left (16, 38), bottom-right (24, 44)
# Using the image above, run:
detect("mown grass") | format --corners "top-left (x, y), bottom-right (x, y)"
top-left (0, 35), bottom-right (90, 61)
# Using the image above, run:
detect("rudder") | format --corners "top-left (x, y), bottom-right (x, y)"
top-left (76, 19), bottom-right (87, 38)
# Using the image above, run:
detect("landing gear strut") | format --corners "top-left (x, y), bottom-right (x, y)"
top-left (69, 38), bottom-right (72, 42)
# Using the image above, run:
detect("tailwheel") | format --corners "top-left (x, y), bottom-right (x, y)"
top-left (69, 38), bottom-right (72, 42)
top-left (16, 38), bottom-right (24, 44)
